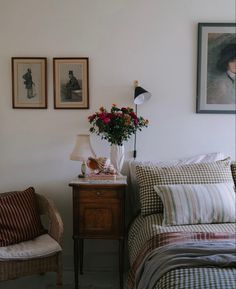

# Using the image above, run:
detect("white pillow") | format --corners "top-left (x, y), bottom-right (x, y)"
top-left (154, 183), bottom-right (236, 226)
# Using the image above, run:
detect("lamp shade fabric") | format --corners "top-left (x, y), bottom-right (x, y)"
top-left (70, 134), bottom-right (96, 161)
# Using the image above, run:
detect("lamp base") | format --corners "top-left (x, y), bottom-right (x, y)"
top-left (78, 174), bottom-right (86, 178)
top-left (77, 161), bottom-right (87, 178)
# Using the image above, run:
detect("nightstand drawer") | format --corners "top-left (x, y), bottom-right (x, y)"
top-left (79, 202), bottom-right (121, 237)
top-left (79, 188), bottom-right (120, 200)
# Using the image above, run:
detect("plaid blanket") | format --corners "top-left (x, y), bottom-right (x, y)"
top-left (128, 213), bottom-right (235, 265)
top-left (125, 231), bottom-right (236, 289)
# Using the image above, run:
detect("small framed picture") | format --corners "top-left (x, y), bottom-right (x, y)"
top-left (12, 57), bottom-right (47, 109)
top-left (197, 23), bottom-right (236, 114)
top-left (53, 58), bottom-right (89, 109)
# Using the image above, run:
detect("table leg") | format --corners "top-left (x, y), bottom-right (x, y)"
top-left (119, 239), bottom-right (124, 289)
top-left (73, 236), bottom-right (79, 289)
top-left (79, 238), bottom-right (84, 274)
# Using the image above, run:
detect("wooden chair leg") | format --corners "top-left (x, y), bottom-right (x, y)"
top-left (56, 271), bottom-right (63, 289)
top-left (56, 253), bottom-right (63, 289)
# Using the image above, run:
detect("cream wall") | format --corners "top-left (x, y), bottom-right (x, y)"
top-left (0, 0), bottom-right (235, 272)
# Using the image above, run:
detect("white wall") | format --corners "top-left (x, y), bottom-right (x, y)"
top-left (0, 0), bottom-right (235, 271)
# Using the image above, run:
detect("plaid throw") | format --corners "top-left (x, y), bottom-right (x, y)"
top-left (128, 213), bottom-right (235, 265)
top-left (125, 231), bottom-right (236, 289)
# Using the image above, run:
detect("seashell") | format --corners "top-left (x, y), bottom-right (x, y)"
top-left (87, 157), bottom-right (116, 175)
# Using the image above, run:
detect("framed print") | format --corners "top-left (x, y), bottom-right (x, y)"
top-left (53, 58), bottom-right (89, 109)
top-left (197, 23), bottom-right (236, 114)
top-left (12, 57), bottom-right (47, 109)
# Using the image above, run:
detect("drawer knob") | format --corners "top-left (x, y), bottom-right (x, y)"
top-left (96, 191), bottom-right (101, 196)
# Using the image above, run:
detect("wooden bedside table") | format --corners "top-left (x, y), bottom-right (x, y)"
top-left (69, 177), bottom-right (127, 289)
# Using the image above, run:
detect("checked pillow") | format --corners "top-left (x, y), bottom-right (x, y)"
top-left (136, 158), bottom-right (233, 216)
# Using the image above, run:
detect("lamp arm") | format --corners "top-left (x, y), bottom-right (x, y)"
top-left (133, 133), bottom-right (137, 159)
top-left (133, 104), bottom-right (138, 159)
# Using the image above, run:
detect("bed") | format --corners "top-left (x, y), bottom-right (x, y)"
top-left (125, 154), bottom-right (236, 289)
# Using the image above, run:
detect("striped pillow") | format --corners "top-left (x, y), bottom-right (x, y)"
top-left (136, 158), bottom-right (233, 216)
top-left (154, 183), bottom-right (236, 225)
top-left (0, 187), bottom-right (45, 247)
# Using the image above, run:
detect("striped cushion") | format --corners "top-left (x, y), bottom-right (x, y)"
top-left (136, 158), bottom-right (233, 216)
top-left (154, 183), bottom-right (236, 226)
top-left (0, 187), bottom-right (45, 247)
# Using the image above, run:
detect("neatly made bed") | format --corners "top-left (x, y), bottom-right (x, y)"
top-left (125, 154), bottom-right (236, 289)
top-left (126, 213), bottom-right (235, 289)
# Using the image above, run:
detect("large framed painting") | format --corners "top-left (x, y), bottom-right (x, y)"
top-left (12, 57), bottom-right (47, 109)
top-left (53, 58), bottom-right (89, 109)
top-left (197, 23), bottom-right (236, 114)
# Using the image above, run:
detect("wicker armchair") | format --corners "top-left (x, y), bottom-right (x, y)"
top-left (0, 193), bottom-right (63, 288)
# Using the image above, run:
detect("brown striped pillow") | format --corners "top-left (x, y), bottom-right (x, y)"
top-left (154, 183), bottom-right (236, 226)
top-left (0, 187), bottom-right (45, 247)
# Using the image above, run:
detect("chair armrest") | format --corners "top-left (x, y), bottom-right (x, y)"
top-left (37, 194), bottom-right (64, 246)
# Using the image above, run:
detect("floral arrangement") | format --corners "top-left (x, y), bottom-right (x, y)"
top-left (88, 104), bottom-right (149, 146)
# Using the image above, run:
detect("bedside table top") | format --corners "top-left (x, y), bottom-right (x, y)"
top-left (69, 175), bottom-right (127, 186)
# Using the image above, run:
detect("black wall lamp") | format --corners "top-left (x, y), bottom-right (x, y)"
top-left (133, 80), bottom-right (151, 159)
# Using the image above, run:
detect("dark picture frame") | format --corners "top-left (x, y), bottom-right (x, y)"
top-left (53, 58), bottom-right (89, 109)
top-left (12, 57), bottom-right (47, 109)
top-left (196, 23), bottom-right (236, 114)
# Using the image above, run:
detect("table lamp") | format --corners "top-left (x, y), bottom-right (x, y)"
top-left (70, 134), bottom-right (96, 178)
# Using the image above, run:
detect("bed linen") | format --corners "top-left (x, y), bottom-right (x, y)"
top-left (127, 214), bottom-right (236, 289)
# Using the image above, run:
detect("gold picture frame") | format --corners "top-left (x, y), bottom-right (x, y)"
top-left (12, 57), bottom-right (47, 109)
top-left (53, 58), bottom-right (89, 109)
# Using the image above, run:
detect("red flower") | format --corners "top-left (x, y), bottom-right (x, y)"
top-left (99, 112), bottom-right (107, 120)
top-left (107, 113), bottom-right (114, 119)
top-left (103, 117), bottom-right (111, 124)
top-left (134, 118), bottom-right (139, 126)
top-left (121, 107), bottom-right (128, 113)
top-left (88, 114), bottom-right (96, 121)
top-left (130, 111), bottom-right (138, 119)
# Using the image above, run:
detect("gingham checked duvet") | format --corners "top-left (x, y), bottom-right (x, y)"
top-left (126, 214), bottom-right (236, 289)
